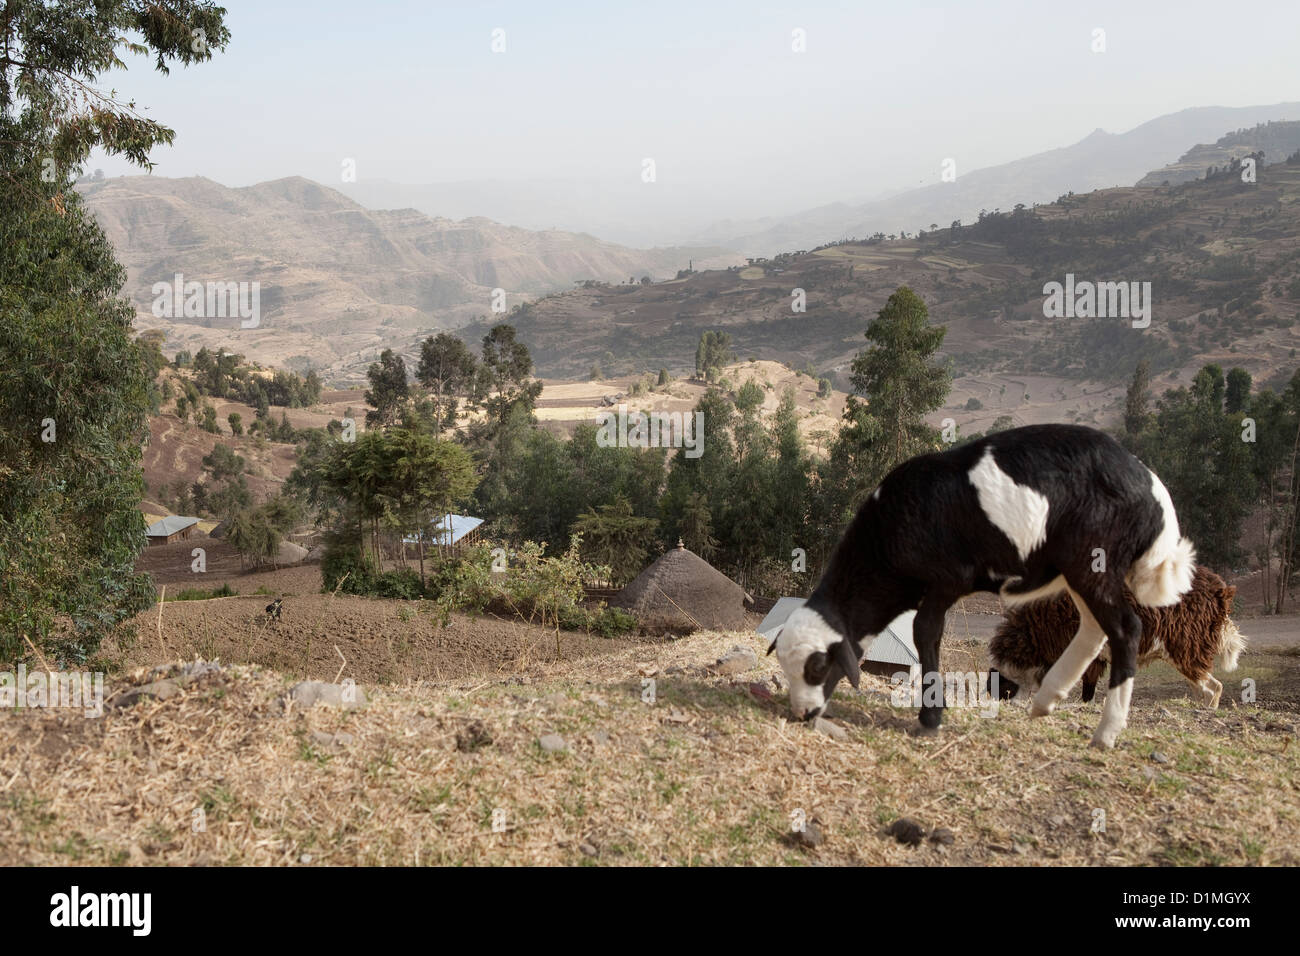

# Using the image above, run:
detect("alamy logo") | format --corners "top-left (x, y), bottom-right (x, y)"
top-left (1042, 274), bottom-right (1151, 328)
top-left (892, 670), bottom-right (1000, 717)
top-left (49, 886), bottom-right (151, 936)
top-left (151, 272), bottom-right (261, 328)
top-left (0, 665), bottom-right (104, 717)
top-left (595, 404), bottom-right (704, 458)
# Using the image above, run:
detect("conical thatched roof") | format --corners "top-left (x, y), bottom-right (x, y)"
top-left (612, 543), bottom-right (747, 631)
top-left (275, 541), bottom-right (309, 566)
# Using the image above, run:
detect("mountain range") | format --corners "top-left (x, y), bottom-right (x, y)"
top-left (1138, 120), bottom-right (1300, 186)
top-left (336, 105), bottom-right (1300, 256)
top-left (78, 175), bottom-right (741, 379)
top-left (79, 103), bottom-right (1300, 388)
top-left (692, 104), bottom-right (1300, 256)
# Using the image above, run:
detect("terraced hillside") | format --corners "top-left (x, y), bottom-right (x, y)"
top-left (79, 175), bottom-right (741, 383)
top-left (478, 159), bottom-right (1300, 412)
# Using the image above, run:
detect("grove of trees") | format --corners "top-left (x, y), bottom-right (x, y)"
top-left (1123, 361), bottom-right (1300, 612)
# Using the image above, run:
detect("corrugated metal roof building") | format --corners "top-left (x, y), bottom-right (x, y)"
top-left (401, 514), bottom-right (485, 549)
top-left (144, 515), bottom-right (201, 546)
top-left (757, 599), bottom-right (920, 678)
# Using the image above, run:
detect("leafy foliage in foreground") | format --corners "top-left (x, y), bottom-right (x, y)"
top-left (0, 1), bottom-right (229, 662)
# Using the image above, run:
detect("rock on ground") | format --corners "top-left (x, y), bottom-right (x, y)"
top-left (812, 716), bottom-right (848, 741)
top-left (709, 645), bottom-right (759, 676)
top-left (539, 734), bottom-right (567, 753)
top-left (111, 679), bottom-right (181, 708)
top-left (309, 730), bottom-right (355, 749)
top-left (887, 818), bottom-right (926, 846)
top-left (788, 820), bottom-right (825, 849)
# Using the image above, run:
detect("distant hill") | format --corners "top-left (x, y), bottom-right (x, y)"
top-left (78, 175), bottom-right (741, 382)
top-left (480, 156), bottom-right (1300, 429)
top-left (701, 103), bottom-right (1300, 256)
top-left (1138, 120), bottom-right (1300, 186)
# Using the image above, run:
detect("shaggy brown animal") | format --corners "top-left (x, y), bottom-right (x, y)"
top-left (988, 566), bottom-right (1245, 708)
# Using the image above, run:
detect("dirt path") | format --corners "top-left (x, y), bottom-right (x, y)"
top-left (1230, 616), bottom-right (1300, 646)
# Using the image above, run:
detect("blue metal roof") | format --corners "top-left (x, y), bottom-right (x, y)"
top-left (401, 513), bottom-right (484, 546)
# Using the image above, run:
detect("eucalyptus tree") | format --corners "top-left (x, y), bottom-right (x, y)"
top-left (0, 0), bottom-right (230, 660)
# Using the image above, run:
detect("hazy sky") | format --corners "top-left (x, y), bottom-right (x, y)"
top-left (90, 0), bottom-right (1300, 225)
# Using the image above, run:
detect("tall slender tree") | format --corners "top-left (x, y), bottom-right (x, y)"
top-left (365, 348), bottom-right (410, 428)
top-left (0, 1), bottom-right (230, 660)
top-left (476, 324), bottom-right (542, 428)
top-left (415, 332), bottom-right (478, 435)
top-left (1123, 359), bottom-right (1152, 444)
top-left (822, 287), bottom-right (950, 532)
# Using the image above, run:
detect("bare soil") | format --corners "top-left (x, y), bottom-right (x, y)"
top-left (106, 592), bottom-right (660, 687)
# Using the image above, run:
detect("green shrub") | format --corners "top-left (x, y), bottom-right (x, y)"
top-left (319, 536), bottom-right (634, 636)
top-left (563, 604), bottom-right (636, 638)
top-left (367, 568), bottom-right (425, 600)
top-left (320, 526), bottom-right (375, 592)
top-left (165, 583), bottom-right (237, 602)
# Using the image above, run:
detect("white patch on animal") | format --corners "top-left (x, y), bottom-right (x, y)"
top-left (1127, 469), bottom-right (1196, 606)
top-left (968, 447), bottom-right (1050, 561)
top-left (1091, 676), bottom-right (1133, 749)
top-left (994, 660), bottom-right (1043, 694)
top-left (871, 486), bottom-right (881, 501)
top-left (1030, 591), bottom-right (1107, 716)
top-left (999, 573), bottom-right (1066, 607)
top-left (1219, 620), bottom-right (1245, 671)
top-left (1194, 674), bottom-right (1223, 708)
top-left (1142, 635), bottom-right (1165, 661)
top-left (773, 605), bottom-right (842, 718)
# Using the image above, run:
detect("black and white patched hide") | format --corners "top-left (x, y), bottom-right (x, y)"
top-left (770, 604), bottom-right (860, 720)
top-left (772, 424), bottom-right (1194, 728)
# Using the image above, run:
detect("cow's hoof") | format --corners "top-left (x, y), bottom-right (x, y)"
top-left (910, 724), bottom-right (941, 738)
top-left (1028, 696), bottom-right (1055, 718)
top-left (1089, 729), bottom-right (1119, 750)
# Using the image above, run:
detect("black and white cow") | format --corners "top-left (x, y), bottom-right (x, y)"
top-left (769, 424), bottom-right (1195, 749)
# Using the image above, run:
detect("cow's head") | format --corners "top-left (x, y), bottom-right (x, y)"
top-left (768, 605), bottom-right (860, 720)
top-left (985, 657), bottom-right (1050, 701)
top-left (986, 667), bottom-right (1018, 701)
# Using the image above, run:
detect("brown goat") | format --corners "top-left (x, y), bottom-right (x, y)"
top-left (988, 566), bottom-right (1245, 708)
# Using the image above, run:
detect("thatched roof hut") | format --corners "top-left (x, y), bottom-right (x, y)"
top-left (275, 541), bottom-right (309, 566)
top-left (612, 543), bottom-right (748, 631)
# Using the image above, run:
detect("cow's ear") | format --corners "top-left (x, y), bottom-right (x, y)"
top-left (836, 639), bottom-right (860, 689)
top-left (765, 625), bottom-right (784, 656)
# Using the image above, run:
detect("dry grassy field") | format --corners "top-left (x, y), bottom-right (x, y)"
top-left (4, 619), bottom-right (1297, 866)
